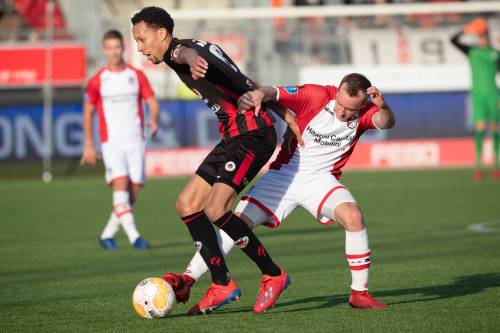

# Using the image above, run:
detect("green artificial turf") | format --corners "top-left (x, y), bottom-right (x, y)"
top-left (1, 168), bottom-right (499, 332)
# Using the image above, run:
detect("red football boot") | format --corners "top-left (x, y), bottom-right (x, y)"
top-left (187, 279), bottom-right (241, 315)
top-left (253, 268), bottom-right (291, 314)
top-left (349, 290), bottom-right (387, 309)
top-left (492, 169), bottom-right (500, 180)
top-left (162, 272), bottom-right (195, 303)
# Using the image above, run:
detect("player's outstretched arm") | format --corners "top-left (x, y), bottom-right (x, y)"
top-left (174, 46), bottom-right (208, 80)
top-left (80, 102), bottom-right (100, 165)
top-left (369, 86), bottom-right (395, 129)
top-left (237, 86), bottom-right (275, 114)
top-left (450, 30), bottom-right (470, 55)
top-left (238, 86), bottom-right (304, 147)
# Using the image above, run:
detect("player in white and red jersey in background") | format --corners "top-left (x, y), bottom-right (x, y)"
top-left (80, 30), bottom-right (160, 251)
top-left (165, 73), bottom-right (395, 310)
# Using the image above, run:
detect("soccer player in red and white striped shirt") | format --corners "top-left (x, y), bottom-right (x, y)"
top-left (80, 30), bottom-right (160, 251)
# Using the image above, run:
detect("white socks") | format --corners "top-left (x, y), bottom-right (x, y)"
top-left (184, 229), bottom-right (235, 281)
top-left (345, 229), bottom-right (371, 291)
top-left (112, 191), bottom-right (140, 244)
top-left (100, 212), bottom-right (121, 240)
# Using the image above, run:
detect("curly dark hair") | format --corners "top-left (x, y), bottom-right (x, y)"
top-left (339, 73), bottom-right (371, 97)
top-left (131, 6), bottom-right (174, 35)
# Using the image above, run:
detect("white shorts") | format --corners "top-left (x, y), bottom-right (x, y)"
top-left (101, 140), bottom-right (145, 186)
top-left (236, 170), bottom-right (356, 228)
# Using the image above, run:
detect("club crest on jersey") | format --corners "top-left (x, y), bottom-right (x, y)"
top-left (128, 76), bottom-right (136, 86)
top-left (225, 161), bottom-right (236, 172)
top-left (234, 236), bottom-right (249, 249)
top-left (284, 86), bottom-right (299, 94)
top-left (347, 115), bottom-right (359, 129)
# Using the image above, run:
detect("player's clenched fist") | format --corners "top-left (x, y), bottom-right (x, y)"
top-left (367, 86), bottom-right (386, 108)
top-left (237, 90), bottom-right (265, 116)
top-left (188, 55), bottom-right (208, 80)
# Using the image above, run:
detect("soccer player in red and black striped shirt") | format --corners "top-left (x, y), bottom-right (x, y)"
top-left (132, 6), bottom-right (301, 315)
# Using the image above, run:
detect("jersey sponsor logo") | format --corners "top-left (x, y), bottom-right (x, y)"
top-left (225, 161), bottom-right (236, 172)
top-left (209, 104), bottom-right (221, 113)
top-left (306, 125), bottom-right (355, 147)
top-left (192, 88), bottom-right (221, 113)
top-left (284, 86), bottom-right (299, 94)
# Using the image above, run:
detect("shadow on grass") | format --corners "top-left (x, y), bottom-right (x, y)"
top-left (258, 226), bottom-right (338, 239)
top-left (193, 273), bottom-right (500, 315)
top-left (381, 273), bottom-right (500, 305)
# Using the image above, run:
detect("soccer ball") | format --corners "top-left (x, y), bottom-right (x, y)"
top-left (132, 277), bottom-right (176, 319)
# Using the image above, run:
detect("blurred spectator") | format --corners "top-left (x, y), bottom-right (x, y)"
top-left (272, 0), bottom-right (293, 58)
top-left (0, 0), bottom-right (72, 42)
top-left (0, 9), bottom-right (26, 41)
top-left (13, 0), bottom-right (66, 31)
top-left (294, 0), bottom-right (328, 63)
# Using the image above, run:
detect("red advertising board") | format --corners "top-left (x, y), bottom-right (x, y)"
top-left (0, 44), bottom-right (86, 87)
top-left (145, 138), bottom-right (488, 178)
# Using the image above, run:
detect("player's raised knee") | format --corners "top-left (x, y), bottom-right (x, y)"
top-left (336, 203), bottom-right (365, 231)
top-left (346, 207), bottom-right (365, 231)
top-left (175, 194), bottom-right (199, 217)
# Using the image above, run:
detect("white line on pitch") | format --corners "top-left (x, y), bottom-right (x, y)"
top-left (467, 220), bottom-right (500, 233)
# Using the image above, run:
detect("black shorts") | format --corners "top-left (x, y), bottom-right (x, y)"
top-left (196, 126), bottom-right (277, 193)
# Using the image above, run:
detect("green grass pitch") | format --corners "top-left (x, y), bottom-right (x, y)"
top-left (1, 169), bottom-right (499, 332)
